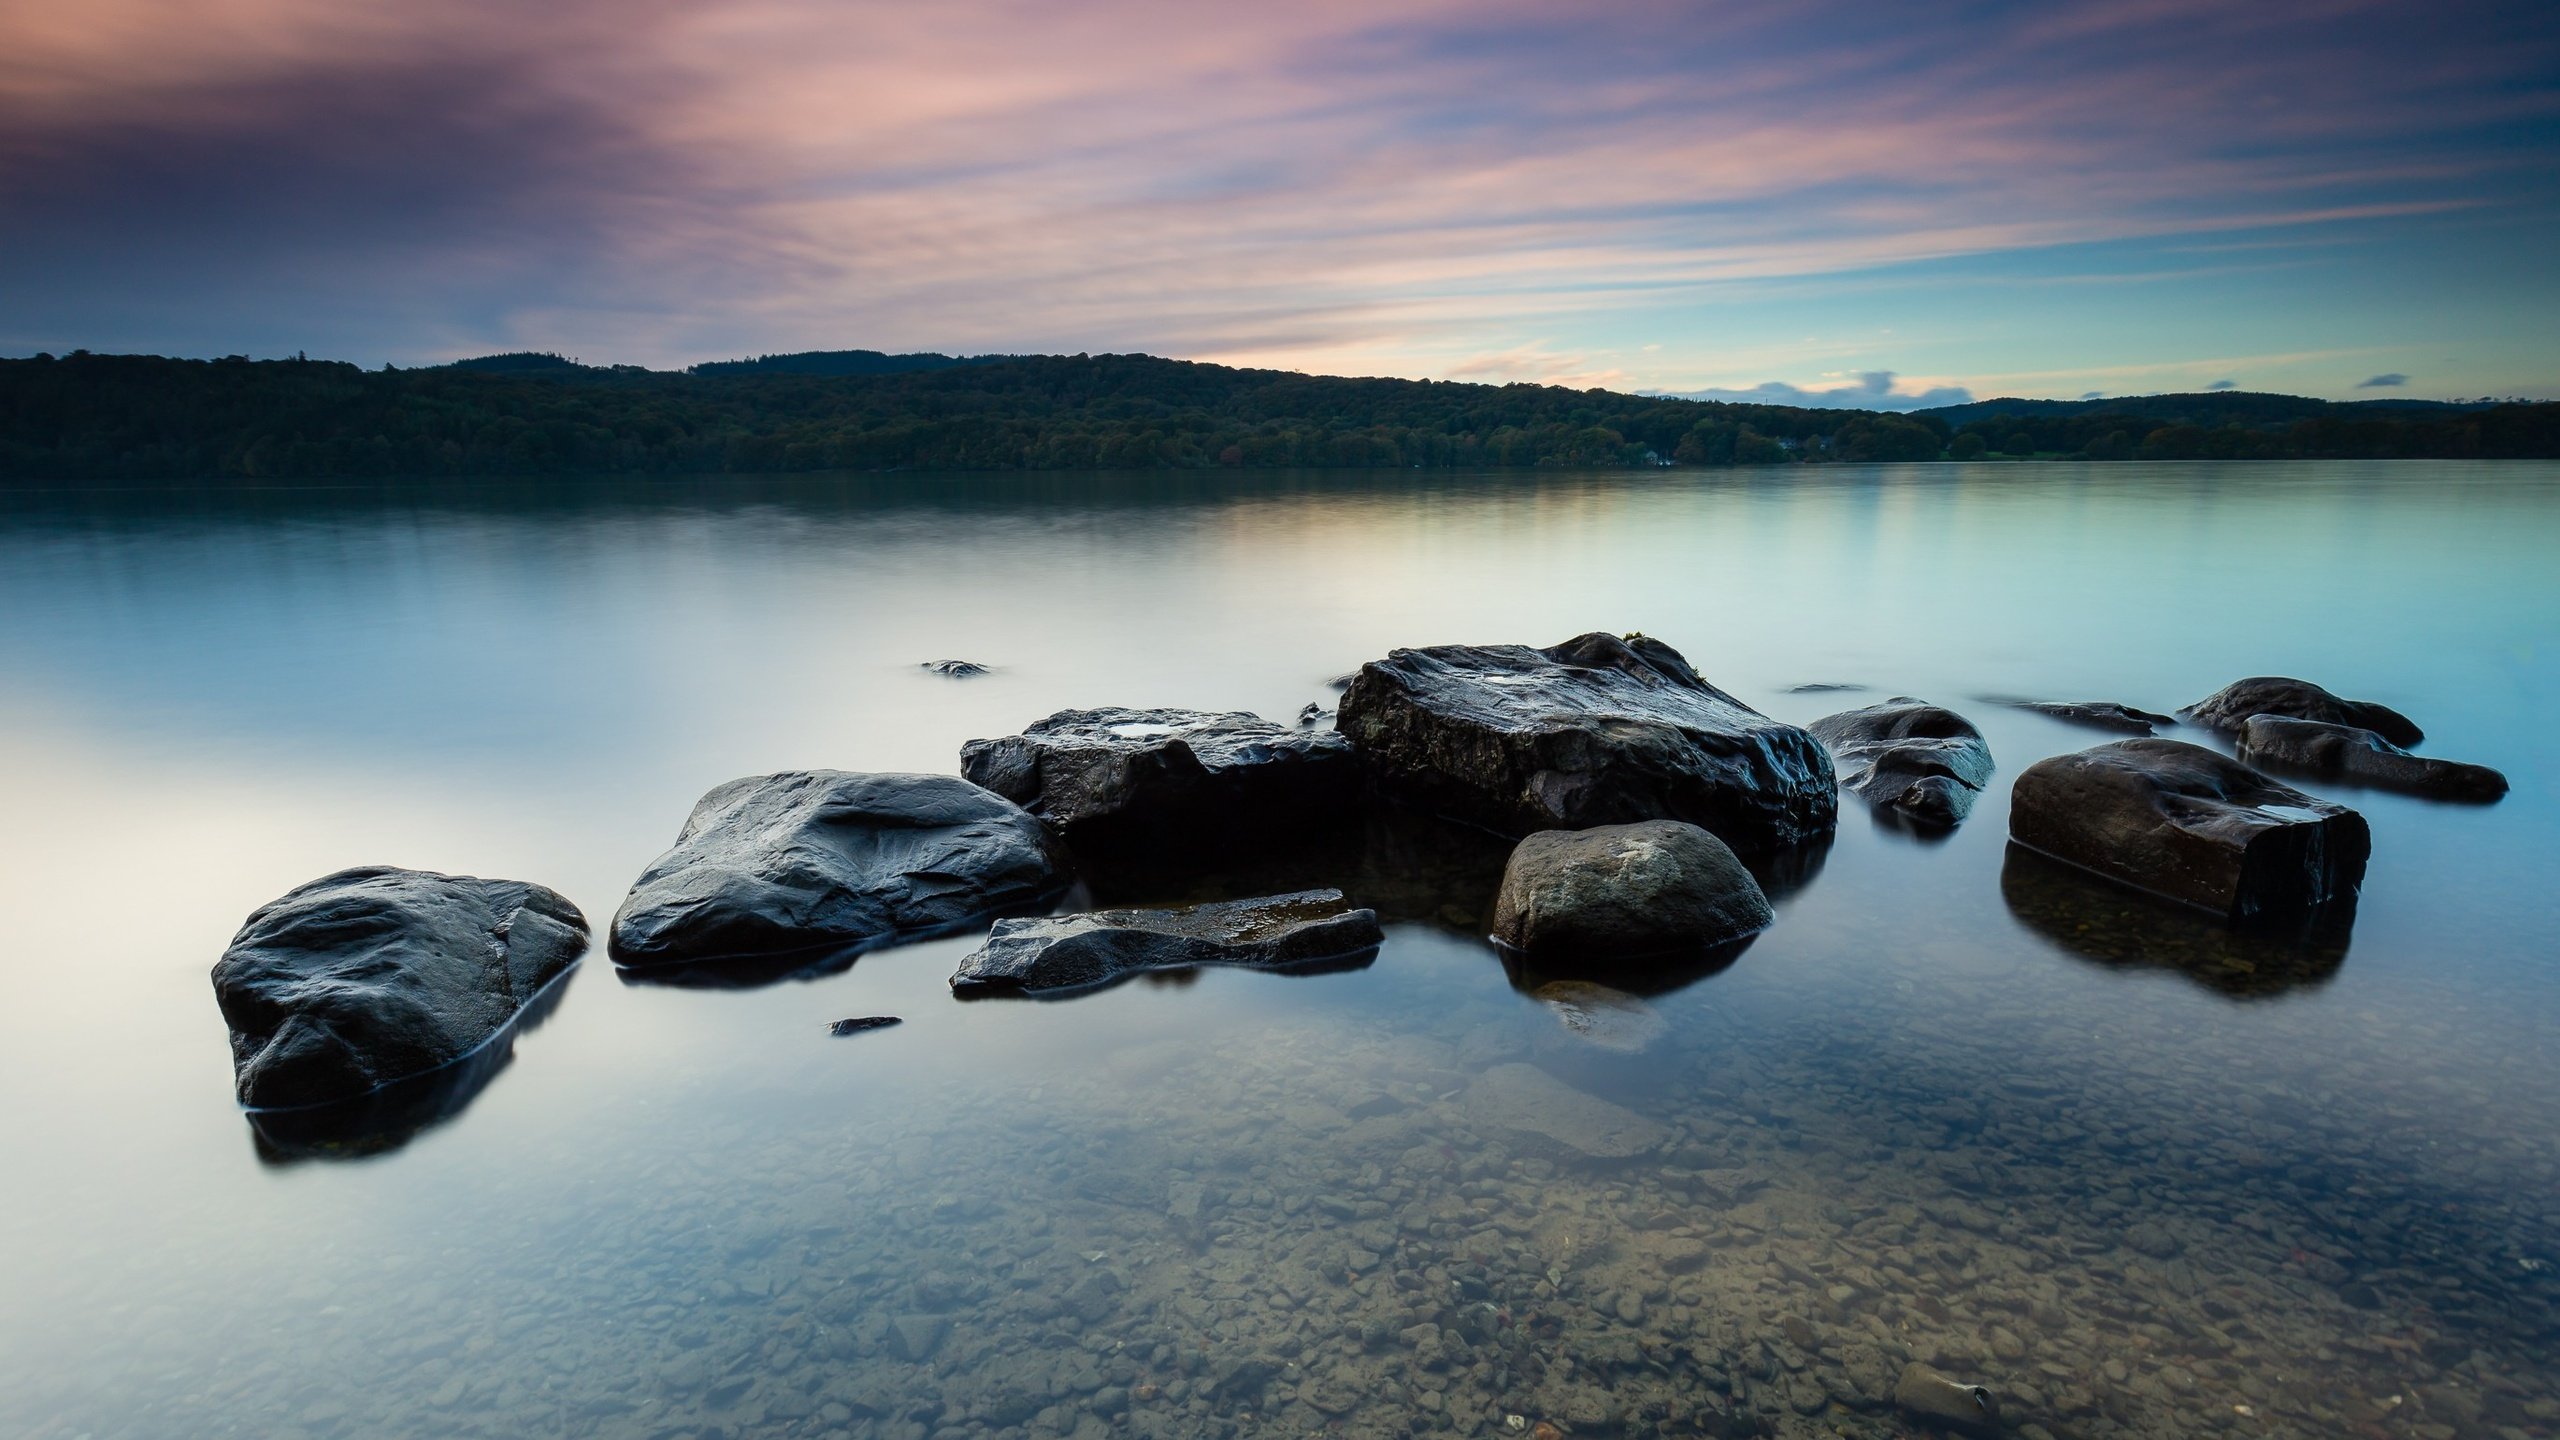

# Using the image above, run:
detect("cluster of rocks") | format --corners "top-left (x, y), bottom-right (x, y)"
top-left (206, 643), bottom-right (2506, 1170)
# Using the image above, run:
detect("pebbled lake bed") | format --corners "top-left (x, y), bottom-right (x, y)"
top-left (1, 462), bottom-right (2555, 1440)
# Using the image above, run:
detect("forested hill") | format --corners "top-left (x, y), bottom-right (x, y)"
top-left (2, 349), bottom-right (2554, 481)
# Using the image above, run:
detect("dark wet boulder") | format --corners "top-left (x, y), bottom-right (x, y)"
top-left (951, 888), bottom-right (1382, 995)
top-left (1808, 699), bottom-right (1993, 829)
top-left (2009, 739), bottom-right (2368, 921)
top-left (1985, 696), bottom-right (2176, 735)
top-left (1335, 632), bottom-right (1837, 852)
top-left (828, 1016), bottom-right (902, 1036)
top-left (1492, 820), bottom-right (1773, 957)
top-left (211, 866), bottom-right (588, 1110)
top-left (2237, 716), bottom-right (2507, 802)
top-left (610, 772), bottom-right (1064, 967)
top-left (2181, 676), bottom-right (2421, 747)
top-left (960, 707), bottom-right (1358, 853)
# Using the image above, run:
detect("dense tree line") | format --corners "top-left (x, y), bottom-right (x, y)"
top-left (1, 350), bottom-right (2551, 482)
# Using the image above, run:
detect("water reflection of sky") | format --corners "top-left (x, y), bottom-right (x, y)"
top-left (1, 462), bottom-right (2555, 1436)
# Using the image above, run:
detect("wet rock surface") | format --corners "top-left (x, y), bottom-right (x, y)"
top-left (1492, 820), bottom-right (1773, 958)
top-left (2182, 675), bottom-right (2423, 747)
top-left (829, 1016), bottom-right (903, 1036)
top-left (610, 772), bottom-right (1064, 967)
top-left (961, 707), bottom-right (1358, 854)
top-left (2010, 739), bottom-right (2370, 921)
top-left (1984, 696), bottom-right (2177, 734)
top-left (1808, 699), bottom-right (1994, 829)
top-left (951, 889), bottom-right (1384, 996)
top-left (2237, 715), bottom-right (2508, 802)
top-left (210, 866), bottom-right (588, 1110)
top-left (1335, 632), bottom-right (1838, 851)
top-left (922, 659), bottom-right (992, 678)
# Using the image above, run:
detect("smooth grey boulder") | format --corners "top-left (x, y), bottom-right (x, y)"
top-left (2182, 676), bottom-right (2422, 747)
top-left (212, 866), bottom-right (588, 1110)
top-left (2237, 715), bottom-right (2507, 802)
top-left (1491, 820), bottom-right (1773, 956)
top-left (2010, 739), bottom-right (2369, 921)
top-left (611, 771), bottom-right (1064, 966)
top-left (1986, 696), bottom-right (2176, 734)
top-left (1335, 632), bottom-right (1837, 852)
top-left (951, 888), bottom-right (1382, 995)
top-left (961, 706), bottom-right (1358, 851)
top-left (1892, 1364), bottom-right (1999, 1433)
top-left (1809, 698), bottom-right (1994, 828)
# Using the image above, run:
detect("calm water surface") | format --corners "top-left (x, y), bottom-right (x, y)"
top-left (1, 463), bottom-right (2555, 1440)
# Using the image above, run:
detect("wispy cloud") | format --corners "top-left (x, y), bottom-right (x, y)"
top-left (2358, 372), bottom-right (2409, 388)
top-left (2, 0), bottom-right (2556, 396)
top-left (1649, 371), bottom-right (1974, 413)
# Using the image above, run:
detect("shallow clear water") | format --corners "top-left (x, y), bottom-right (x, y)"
top-left (1, 463), bottom-right (2555, 1440)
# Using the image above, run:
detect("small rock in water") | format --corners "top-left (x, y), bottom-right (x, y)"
top-left (1493, 820), bottom-right (1773, 958)
top-left (1983, 695), bottom-right (2177, 735)
top-left (2236, 715), bottom-right (2506, 802)
top-left (1787, 681), bottom-right (1868, 693)
top-left (951, 889), bottom-right (1383, 995)
top-left (1809, 698), bottom-right (1994, 829)
top-left (1893, 1363), bottom-right (2000, 1433)
top-left (1296, 701), bottom-right (1331, 726)
top-left (827, 1015), bottom-right (901, 1036)
top-left (921, 659), bottom-right (991, 677)
top-left (2181, 675), bottom-right (2422, 747)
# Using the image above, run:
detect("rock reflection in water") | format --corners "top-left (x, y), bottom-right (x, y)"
top-left (1999, 844), bottom-right (2353, 998)
top-left (243, 965), bottom-right (575, 1165)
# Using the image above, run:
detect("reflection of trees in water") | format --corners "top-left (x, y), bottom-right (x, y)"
top-left (244, 964), bottom-right (578, 1165)
top-left (2000, 844), bottom-right (2353, 999)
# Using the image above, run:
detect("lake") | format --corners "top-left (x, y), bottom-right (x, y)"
top-left (2, 462), bottom-right (2555, 1440)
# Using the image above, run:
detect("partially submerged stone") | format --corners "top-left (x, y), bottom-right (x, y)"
top-left (1985, 696), bottom-right (2176, 735)
top-left (1531, 981), bottom-right (1669, 1053)
top-left (611, 772), bottom-right (1064, 967)
top-left (921, 659), bottom-right (991, 677)
top-left (961, 706), bottom-right (1358, 852)
top-left (1809, 698), bottom-right (1994, 829)
top-left (1892, 1364), bottom-right (1999, 1434)
top-left (212, 866), bottom-right (588, 1110)
top-left (2237, 715), bottom-right (2507, 802)
top-left (951, 888), bottom-right (1382, 996)
top-left (1492, 820), bottom-right (1772, 957)
top-left (1462, 1062), bottom-right (1669, 1159)
top-left (2009, 739), bottom-right (2368, 922)
top-left (2181, 676), bottom-right (2422, 747)
top-left (1335, 632), bottom-right (1837, 851)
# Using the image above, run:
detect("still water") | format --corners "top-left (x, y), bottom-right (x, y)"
top-left (1, 463), bottom-right (2554, 1440)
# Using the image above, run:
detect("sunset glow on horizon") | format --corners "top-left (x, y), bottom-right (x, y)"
top-left (3, 0), bottom-right (2555, 402)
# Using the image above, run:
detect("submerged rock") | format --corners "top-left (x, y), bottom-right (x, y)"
top-left (2009, 739), bottom-right (2369, 922)
top-left (1463, 1062), bottom-right (1669, 1159)
top-left (610, 772), bottom-right (1064, 967)
top-left (951, 888), bottom-right (1383, 995)
top-left (2237, 715), bottom-right (2507, 802)
top-left (1335, 632), bottom-right (1837, 851)
top-left (960, 706), bottom-right (1358, 853)
top-left (1809, 699), bottom-right (1994, 829)
top-left (212, 866), bottom-right (588, 1110)
top-left (1492, 820), bottom-right (1773, 957)
top-left (2181, 676), bottom-right (2422, 747)
top-left (1985, 696), bottom-right (2177, 735)
top-left (1892, 1364), bottom-right (1999, 1434)
top-left (1531, 981), bottom-right (1669, 1053)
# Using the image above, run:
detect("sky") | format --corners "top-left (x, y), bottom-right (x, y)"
top-left (2, 0), bottom-right (2556, 405)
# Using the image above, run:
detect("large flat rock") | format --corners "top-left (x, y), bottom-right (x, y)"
top-left (961, 706), bottom-right (1357, 852)
top-left (611, 771), bottom-right (1064, 966)
top-left (1335, 632), bottom-right (1837, 852)
top-left (1463, 1062), bottom-right (1669, 1159)
top-left (2009, 739), bottom-right (2368, 922)
top-left (951, 888), bottom-right (1381, 995)
top-left (212, 866), bottom-right (588, 1109)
